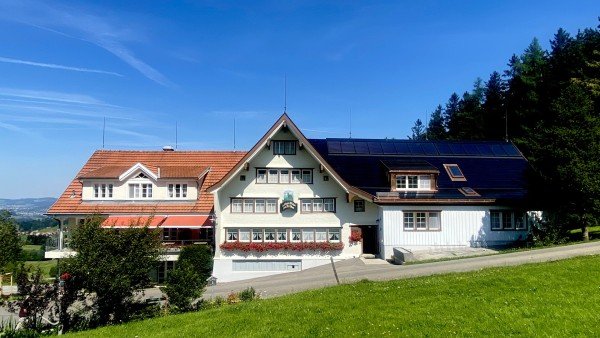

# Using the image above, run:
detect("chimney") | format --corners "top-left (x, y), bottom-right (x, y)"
top-left (162, 146), bottom-right (174, 152)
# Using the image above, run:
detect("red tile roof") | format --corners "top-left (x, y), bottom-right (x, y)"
top-left (48, 150), bottom-right (246, 215)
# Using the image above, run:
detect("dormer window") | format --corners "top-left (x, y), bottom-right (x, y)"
top-left (444, 164), bottom-right (466, 181)
top-left (395, 175), bottom-right (432, 191)
top-left (135, 172), bottom-right (149, 179)
top-left (168, 184), bottom-right (188, 198)
top-left (129, 183), bottom-right (153, 199)
top-left (93, 183), bottom-right (113, 199)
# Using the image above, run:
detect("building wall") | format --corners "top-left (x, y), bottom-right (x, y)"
top-left (81, 173), bottom-right (199, 201)
top-left (212, 130), bottom-right (378, 282)
top-left (379, 205), bottom-right (529, 259)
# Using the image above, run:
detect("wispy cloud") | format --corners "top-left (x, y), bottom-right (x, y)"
top-left (0, 56), bottom-right (122, 77)
top-left (0, 87), bottom-right (106, 105)
top-left (0, 1), bottom-right (172, 86)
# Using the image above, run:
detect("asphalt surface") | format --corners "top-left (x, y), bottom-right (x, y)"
top-left (204, 241), bottom-right (600, 299)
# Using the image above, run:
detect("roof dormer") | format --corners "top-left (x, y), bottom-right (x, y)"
top-left (381, 160), bottom-right (438, 192)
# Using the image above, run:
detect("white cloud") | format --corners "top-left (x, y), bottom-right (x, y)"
top-left (0, 87), bottom-right (105, 105)
top-left (0, 56), bottom-right (123, 76)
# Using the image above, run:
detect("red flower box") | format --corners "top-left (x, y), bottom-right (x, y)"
top-left (220, 241), bottom-right (344, 252)
top-left (349, 229), bottom-right (362, 243)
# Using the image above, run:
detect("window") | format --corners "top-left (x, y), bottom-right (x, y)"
top-left (324, 198), bottom-right (335, 212)
top-left (396, 175), bottom-right (433, 190)
top-left (329, 229), bottom-right (340, 242)
top-left (277, 229), bottom-right (287, 242)
top-left (231, 199), bottom-right (243, 213)
top-left (227, 229), bottom-right (238, 241)
top-left (403, 211), bottom-right (441, 231)
top-left (459, 187), bottom-right (480, 197)
top-left (265, 229), bottom-right (276, 242)
top-left (301, 198), bottom-right (336, 213)
top-left (163, 228), bottom-right (177, 241)
top-left (168, 184), bottom-right (188, 198)
top-left (491, 211), bottom-right (527, 230)
top-left (291, 229), bottom-right (301, 242)
top-left (231, 198), bottom-right (278, 213)
top-left (302, 170), bottom-right (313, 183)
top-left (302, 229), bottom-right (315, 242)
top-left (444, 164), bottom-right (466, 181)
top-left (280, 169), bottom-right (290, 184)
top-left (273, 140), bottom-right (296, 155)
top-left (239, 229), bottom-right (250, 242)
top-left (256, 169), bottom-right (267, 183)
top-left (252, 229), bottom-right (263, 242)
top-left (316, 229), bottom-right (327, 242)
top-left (128, 183), bottom-right (152, 198)
top-left (93, 183), bottom-right (113, 199)
top-left (354, 199), bottom-right (365, 212)
top-left (268, 169), bottom-right (279, 183)
top-left (291, 170), bottom-right (301, 183)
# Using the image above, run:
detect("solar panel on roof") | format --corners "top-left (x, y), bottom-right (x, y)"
top-left (420, 143), bottom-right (438, 155)
top-left (393, 142), bottom-right (411, 154)
top-left (475, 144), bottom-right (494, 156)
top-left (437, 143), bottom-right (453, 155)
top-left (501, 143), bottom-right (520, 156)
top-left (340, 141), bottom-right (356, 154)
top-left (490, 144), bottom-right (507, 156)
top-left (381, 142), bottom-right (396, 154)
top-left (462, 143), bottom-right (481, 156)
top-left (368, 142), bottom-right (383, 154)
top-left (449, 143), bottom-right (467, 155)
top-left (354, 142), bottom-right (369, 154)
top-left (408, 143), bottom-right (424, 155)
top-left (327, 141), bottom-right (342, 154)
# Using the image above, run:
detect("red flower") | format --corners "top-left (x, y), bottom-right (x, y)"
top-left (349, 229), bottom-right (362, 242)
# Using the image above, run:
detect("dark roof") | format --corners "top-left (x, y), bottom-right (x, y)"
top-left (309, 138), bottom-right (530, 204)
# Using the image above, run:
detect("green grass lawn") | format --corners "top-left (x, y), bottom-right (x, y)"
top-left (68, 255), bottom-right (600, 337)
top-left (25, 260), bottom-right (57, 278)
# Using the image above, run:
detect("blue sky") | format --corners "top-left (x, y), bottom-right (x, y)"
top-left (0, 0), bottom-right (598, 198)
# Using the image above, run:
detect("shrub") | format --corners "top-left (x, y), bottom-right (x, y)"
top-left (238, 287), bottom-right (259, 302)
top-left (226, 292), bottom-right (240, 304)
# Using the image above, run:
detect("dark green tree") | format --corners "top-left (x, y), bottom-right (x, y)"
top-left (482, 71), bottom-right (507, 140)
top-left (0, 210), bottom-right (22, 271)
top-left (427, 105), bottom-right (446, 140)
top-left (408, 119), bottom-right (426, 140)
top-left (62, 216), bottom-right (163, 327)
top-left (443, 93), bottom-right (461, 139)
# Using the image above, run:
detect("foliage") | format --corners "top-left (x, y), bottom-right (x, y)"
top-left (226, 292), bottom-right (240, 304)
top-left (0, 211), bottom-right (22, 271)
top-left (24, 235), bottom-right (50, 246)
top-left (219, 241), bottom-right (344, 252)
top-left (60, 216), bottom-right (163, 329)
top-left (67, 256), bottom-right (600, 337)
top-left (17, 218), bottom-right (58, 233)
top-left (162, 245), bottom-right (213, 312)
top-left (408, 119), bottom-right (426, 140)
top-left (238, 287), bottom-right (259, 302)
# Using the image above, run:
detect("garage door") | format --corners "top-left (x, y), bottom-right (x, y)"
top-left (232, 260), bottom-right (302, 272)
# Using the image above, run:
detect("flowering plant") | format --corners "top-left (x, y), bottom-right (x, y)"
top-left (220, 241), bottom-right (344, 252)
top-left (349, 229), bottom-right (362, 243)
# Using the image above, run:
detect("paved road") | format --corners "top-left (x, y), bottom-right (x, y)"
top-left (205, 241), bottom-right (600, 299)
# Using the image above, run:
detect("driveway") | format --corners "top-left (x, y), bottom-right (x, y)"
top-left (204, 241), bottom-right (600, 299)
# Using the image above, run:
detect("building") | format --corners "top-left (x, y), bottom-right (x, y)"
top-left (47, 113), bottom-right (532, 283)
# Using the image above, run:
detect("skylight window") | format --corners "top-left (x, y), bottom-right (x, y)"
top-left (459, 187), bottom-right (480, 197)
top-left (443, 164), bottom-right (466, 181)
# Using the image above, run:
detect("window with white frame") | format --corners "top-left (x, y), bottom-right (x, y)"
top-left (227, 229), bottom-right (239, 241)
top-left (239, 229), bottom-right (250, 242)
top-left (252, 229), bottom-right (263, 242)
top-left (291, 229), bottom-right (301, 242)
top-left (300, 198), bottom-right (336, 213)
top-left (315, 229), bottom-right (327, 242)
top-left (168, 183), bottom-right (188, 198)
top-left (225, 228), bottom-right (341, 243)
top-left (329, 228), bottom-right (340, 242)
top-left (396, 175), bottom-right (433, 191)
top-left (277, 229), bottom-right (287, 242)
top-left (490, 211), bottom-right (527, 230)
top-left (231, 198), bottom-right (278, 213)
top-left (264, 228), bottom-right (276, 242)
top-left (128, 183), bottom-right (152, 199)
top-left (93, 183), bottom-right (113, 199)
top-left (257, 168), bottom-right (312, 184)
top-left (273, 140), bottom-right (296, 155)
top-left (302, 229), bottom-right (315, 242)
top-left (403, 211), bottom-right (441, 231)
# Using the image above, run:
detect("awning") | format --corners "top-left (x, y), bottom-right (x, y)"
top-left (102, 216), bottom-right (166, 228)
top-left (161, 215), bottom-right (211, 228)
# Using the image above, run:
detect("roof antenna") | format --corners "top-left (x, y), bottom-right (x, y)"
top-left (284, 74), bottom-right (287, 114)
top-left (102, 117), bottom-right (106, 149)
top-left (175, 121), bottom-right (178, 150)
top-left (349, 108), bottom-right (352, 139)
top-left (233, 116), bottom-right (236, 150)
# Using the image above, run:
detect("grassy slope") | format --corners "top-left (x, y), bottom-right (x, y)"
top-left (69, 255), bottom-right (600, 337)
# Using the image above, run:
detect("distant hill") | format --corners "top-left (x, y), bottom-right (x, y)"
top-left (0, 198), bottom-right (57, 219)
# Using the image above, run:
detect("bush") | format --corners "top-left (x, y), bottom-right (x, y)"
top-left (238, 287), bottom-right (259, 302)
top-left (226, 292), bottom-right (240, 304)
top-left (177, 245), bottom-right (213, 281)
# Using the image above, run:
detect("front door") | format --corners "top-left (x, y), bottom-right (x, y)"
top-left (359, 225), bottom-right (379, 255)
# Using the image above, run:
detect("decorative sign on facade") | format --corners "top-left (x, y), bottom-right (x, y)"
top-left (280, 190), bottom-right (297, 212)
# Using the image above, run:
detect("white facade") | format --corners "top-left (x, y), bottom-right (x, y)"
top-left (212, 129), bottom-right (378, 282)
top-left (378, 205), bottom-right (529, 259)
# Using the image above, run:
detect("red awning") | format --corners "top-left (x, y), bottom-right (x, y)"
top-left (161, 215), bottom-right (211, 228)
top-left (102, 216), bottom-right (166, 228)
